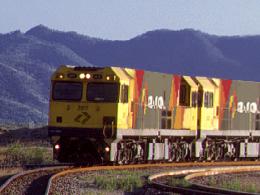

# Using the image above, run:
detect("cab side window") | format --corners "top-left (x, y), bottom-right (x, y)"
top-left (120, 85), bottom-right (129, 103)
top-left (192, 92), bottom-right (198, 107)
top-left (204, 92), bottom-right (214, 108)
top-left (161, 110), bottom-right (172, 129)
top-left (179, 84), bottom-right (190, 106)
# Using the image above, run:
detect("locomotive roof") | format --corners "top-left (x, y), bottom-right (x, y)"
top-left (54, 65), bottom-right (260, 85)
top-left (195, 77), bottom-right (216, 91)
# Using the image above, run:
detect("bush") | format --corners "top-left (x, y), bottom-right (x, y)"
top-left (168, 177), bottom-right (191, 188)
top-left (93, 170), bottom-right (143, 192)
top-left (4, 142), bottom-right (53, 165)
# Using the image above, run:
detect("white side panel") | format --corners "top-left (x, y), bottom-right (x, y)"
top-left (164, 139), bottom-right (169, 160)
top-left (252, 131), bottom-right (260, 137)
top-left (154, 143), bottom-right (164, 160)
top-left (201, 130), bottom-right (251, 137)
top-left (160, 130), bottom-right (196, 137)
top-left (195, 138), bottom-right (204, 158)
top-left (247, 143), bottom-right (259, 157)
top-left (240, 142), bottom-right (260, 158)
top-left (110, 139), bottom-right (120, 161)
top-left (117, 129), bottom-right (260, 139)
top-left (116, 129), bottom-right (196, 138)
top-left (148, 143), bottom-right (154, 160)
top-left (240, 143), bottom-right (245, 158)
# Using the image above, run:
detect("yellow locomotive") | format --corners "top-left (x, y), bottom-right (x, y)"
top-left (49, 66), bottom-right (130, 162)
top-left (48, 65), bottom-right (260, 163)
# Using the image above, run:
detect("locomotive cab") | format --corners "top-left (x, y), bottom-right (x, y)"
top-left (48, 66), bottom-right (131, 163)
top-left (178, 76), bottom-right (198, 130)
top-left (194, 77), bottom-right (219, 130)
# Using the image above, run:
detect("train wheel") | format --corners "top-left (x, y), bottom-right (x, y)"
top-left (116, 143), bottom-right (125, 165)
top-left (223, 143), bottom-right (236, 161)
top-left (169, 142), bottom-right (190, 162)
top-left (205, 143), bottom-right (216, 161)
top-left (116, 142), bottom-right (133, 165)
top-left (180, 142), bottom-right (190, 161)
top-left (214, 145), bottom-right (224, 161)
top-left (130, 142), bottom-right (144, 163)
top-left (168, 143), bottom-right (177, 162)
top-left (175, 144), bottom-right (184, 162)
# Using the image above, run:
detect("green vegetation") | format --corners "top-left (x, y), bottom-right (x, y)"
top-left (81, 170), bottom-right (144, 192)
top-left (1, 142), bottom-right (53, 165)
top-left (167, 176), bottom-right (191, 188)
top-left (207, 176), bottom-right (259, 193)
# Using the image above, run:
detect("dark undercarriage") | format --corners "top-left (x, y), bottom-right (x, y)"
top-left (49, 126), bottom-right (114, 164)
top-left (54, 137), bottom-right (108, 164)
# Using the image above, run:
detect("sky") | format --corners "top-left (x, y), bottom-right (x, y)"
top-left (1, 0), bottom-right (260, 40)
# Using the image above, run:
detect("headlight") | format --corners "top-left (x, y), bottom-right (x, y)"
top-left (56, 74), bottom-right (64, 79)
top-left (79, 73), bottom-right (85, 79)
top-left (86, 73), bottom-right (91, 79)
top-left (105, 146), bottom-right (110, 152)
top-left (54, 144), bottom-right (60, 150)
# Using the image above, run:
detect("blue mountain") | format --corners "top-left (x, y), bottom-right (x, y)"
top-left (0, 25), bottom-right (259, 125)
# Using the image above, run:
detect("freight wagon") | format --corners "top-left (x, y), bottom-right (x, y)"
top-left (48, 65), bottom-right (260, 163)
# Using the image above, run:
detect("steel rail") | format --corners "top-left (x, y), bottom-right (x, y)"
top-left (148, 165), bottom-right (260, 195)
top-left (185, 166), bottom-right (260, 195)
top-left (149, 180), bottom-right (224, 195)
top-left (45, 161), bottom-right (260, 195)
top-left (148, 168), bottom-right (223, 195)
top-left (0, 166), bottom-right (69, 194)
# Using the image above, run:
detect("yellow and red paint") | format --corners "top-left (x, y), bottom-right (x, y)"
top-left (131, 71), bottom-right (236, 130)
top-left (132, 69), bottom-right (144, 128)
top-left (229, 90), bottom-right (238, 119)
top-left (132, 71), bottom-right (183, 129)
top-left (169, 75), bottom-right (181, 110)
top-left (141, 83), bottom-right (148, 114)
top-left (219, 80), bottom-right (232, 128)
top-left (169, 75), bottom-right (183, 129)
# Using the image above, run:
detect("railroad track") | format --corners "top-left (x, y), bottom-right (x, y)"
top-left (0, 166), bottom-right (70, 195)
top-left (148, 165), bottom-right (260, 195)
top-left (46, 161), bottom-right (260, 194)
top-left (1, 161), bottom-right (260, 194)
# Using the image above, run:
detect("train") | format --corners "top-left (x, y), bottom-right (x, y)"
top-left (48, 65), bottom-right (260, 163)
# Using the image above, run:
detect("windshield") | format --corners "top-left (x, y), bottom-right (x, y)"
top-left (52, 82), bottom-right (82, 101)
top-left (87, 83), bottom-right (119, 102)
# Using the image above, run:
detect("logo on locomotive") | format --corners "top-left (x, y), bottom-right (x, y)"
top-left (147, 95), bottom-right (165, 110)
top-left (237, 101), bottom-right (260, 114)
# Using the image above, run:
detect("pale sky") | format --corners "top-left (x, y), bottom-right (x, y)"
top-left (1, 0), bottom-right (260, 40)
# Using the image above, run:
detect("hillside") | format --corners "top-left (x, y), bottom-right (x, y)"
top-left (26, 26), bottom-right (259, 80)
top-left (1, 25), bottom-right (260, 125)
top-left (0, 29), bottom-right (92, 125)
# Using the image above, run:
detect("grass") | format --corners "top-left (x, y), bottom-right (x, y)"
top-left (0, 142), bottom-right (54, 166)
top-left (167, 176), bottom-right (191, 188)
top-left (81, 170), bottom-right (144, 192)
top-left (207, 176), bottom-right (259, 193)
top-left (168, 175), bottom-right (259, 193)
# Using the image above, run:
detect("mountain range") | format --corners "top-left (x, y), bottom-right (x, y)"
top-left (1, 25), bottom-right (260, 125)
